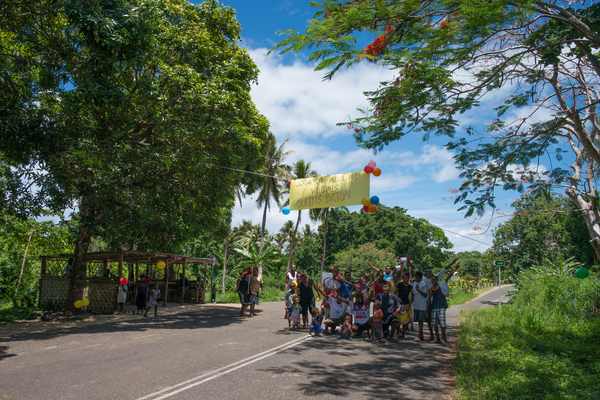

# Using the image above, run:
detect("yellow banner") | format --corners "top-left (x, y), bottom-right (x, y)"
top-left (289, 171), bottom-right (370, 210)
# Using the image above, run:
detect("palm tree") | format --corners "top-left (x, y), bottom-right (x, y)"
top-left (275, 220), bottom-right (296, 251)
top-left (283, 159), bottom-right (317, 278)
top-left (310, 206), bottom-right (329, 283)
top-left (234, 241), bottom-right (282, 275)
top-left (248, 132), bottom-right (292, 276)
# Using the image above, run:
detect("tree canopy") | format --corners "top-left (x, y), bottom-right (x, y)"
top-left (1, 0), bottom-right (269, 306)
top-left (273, 0), bottom-right (600, 259)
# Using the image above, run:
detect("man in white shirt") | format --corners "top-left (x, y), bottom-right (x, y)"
top-left (412, 270), bottom-right (429, 342)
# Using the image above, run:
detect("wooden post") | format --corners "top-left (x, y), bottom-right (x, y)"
top-left (136, 262), bottom-right (139, 281)
top-left (41, 258), bottom-right (47, 275)
top-left (118, 253), bottom-right (123, 279)
top-left (163, 259), bottom-right (169, 307)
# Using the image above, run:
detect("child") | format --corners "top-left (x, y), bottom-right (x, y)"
top-left (339, 314), bottom-right (353, 340)
top-left (284, 285), bottom-right (295, 324)
top-left (308, 308), bottom-right (323, 337)
top-left (210, 284), bottom-right (216, 303)
top-left (144, 283), bottom-right (160, 317)
top-left (289, 295), bottom-right (302, 331)
top-left (371, 300), bottom-right (384, 342)
top-left (135, 275), bottom-right (149, 315)
top-left (117, 281), bottom-right (127, 314)
top-left (320, 286), bottom-right (334, 323)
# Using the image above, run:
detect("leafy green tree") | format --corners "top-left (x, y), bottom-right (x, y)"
top-left (334, 242), bottom-right (397, 276)
top-left (0, 0), bottom-right (269, 309)
top-left (234, 242), bottom-right (282, 276)
top-left (273, 0), bottom-right (600, 260)
top-left (489, 194), bottom-right (596, 276)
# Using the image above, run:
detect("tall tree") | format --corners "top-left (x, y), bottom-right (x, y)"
top-left (282, 159), bottom-right (317, 278)
top-left (273, 0), bottom-right (600, 260)
top-left (0, 0), bottom-right (269, 309)
top-left (247, 132), bottom-right (292, 275)
top-left (309, 206), bottom-right (329, 283)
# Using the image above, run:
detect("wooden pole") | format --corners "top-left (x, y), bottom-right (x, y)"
top-left (118, 253), bottom-right (123, 279)
top-left (14, 229), bottom-right (34, 299)
top-left (163, 259), bottom-right (169, 307)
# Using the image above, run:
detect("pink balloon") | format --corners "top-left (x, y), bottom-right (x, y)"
top-left (368, 160), bottom-right (377, 168)
top-left (363, 205), bottom-right (369, 212)
top-left (364, 165), bottom-right (374, 174)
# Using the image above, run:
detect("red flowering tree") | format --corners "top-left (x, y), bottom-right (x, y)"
top-left (273, 1), bottom-right (600, 260)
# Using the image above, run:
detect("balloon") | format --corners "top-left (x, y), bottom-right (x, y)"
top-left (361, 197), bottom-right (370, 206)
top-left (363, 205), bottom-right (369, 212)
top-left (157, 261), bottom-right (166, 270)
top-left (120, 277), bottom-right (128, 285)
top-left (82, 299), bottom-right (89, 307)
top-left (575, 267), bottom-right (589, 279)
top-left (368, 160), bottom-right (377, 168)
top-left (370, 195), bottom-right (380, 205)
top-left (364, 165), bottom-right (374, 174)
top-left (373, 168), bottom-right (381, 177)
top-left (282, 207), bottom-right (290, 215)
top-left (368, 204), bottom-right (377, 213)
top-left (74, 300), bottom-right (82, 308)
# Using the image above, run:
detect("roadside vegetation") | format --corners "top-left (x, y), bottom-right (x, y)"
top-left (454, 267), bottom-right (600, 399)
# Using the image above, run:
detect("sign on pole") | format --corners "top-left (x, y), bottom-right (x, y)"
top-left (493, 260), bottom-right (505, 266)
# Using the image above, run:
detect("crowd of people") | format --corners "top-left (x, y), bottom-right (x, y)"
top-left (278, 258), bottom-right (461, 345)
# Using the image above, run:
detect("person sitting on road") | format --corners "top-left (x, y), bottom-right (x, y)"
top-left (351, 292), bottom-right (371, 339)
top-left (308, 308), bottom-right (323, 337)
top-left (316, 285), bottom-right (349, 334)
top-left (373, 283), bottom-right (402, 341)
top-left (339, 314), bottom-right (353, 340)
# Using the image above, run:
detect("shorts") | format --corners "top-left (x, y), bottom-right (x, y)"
top-left (372, 320), bottom-right (383, 339)
top-left (430, 308), bottom-right (447, 327)
top-left (238, 292), bottom-right (251, 306)
top-left (414, 309), bottom-right (427, 323)
top-left (324, 315), bottom-right (345, 326)
top-left (250, 293), bottom-right (259, 305)
top-left (354, 321), bottom-right (371, 332)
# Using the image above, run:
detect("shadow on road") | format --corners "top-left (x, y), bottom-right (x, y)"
top-left (0, 305), bottom-right (246, 347)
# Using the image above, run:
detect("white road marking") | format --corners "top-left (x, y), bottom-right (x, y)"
top-left (136, 335), bottom-right (311, 400)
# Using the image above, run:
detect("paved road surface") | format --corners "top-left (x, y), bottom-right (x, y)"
top-left (0, 285), bottom-right (512, 399)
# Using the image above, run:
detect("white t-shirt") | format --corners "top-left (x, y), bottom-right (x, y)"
top-left (412, 280), bottom-right (428, 310)
top-left (350, 300), bottom-right (370, 325)
top-left (420, 267), bottom-right (447, 291)
top-left (287, 271), bottom-right (297, 285)
top-left (324, 276), bottom-right (341, 291)
top-left (327, 297), bottom-right (347, 319)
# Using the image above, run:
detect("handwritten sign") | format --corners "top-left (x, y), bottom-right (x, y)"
top-left (289, 171), bottom-right (370, 210)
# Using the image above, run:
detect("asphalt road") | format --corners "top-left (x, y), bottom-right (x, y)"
top-left (0, 285), bottom-right (512, 400)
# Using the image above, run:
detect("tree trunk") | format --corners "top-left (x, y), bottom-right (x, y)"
top-left (566, 187), bottom-right (600, 262)
top-left (222, 233), bottom-right (230, 294)
top-left (14, 229), bottom-right (34, 300)
top-left (320, 208), bottom-right (329, 284)
top-left (66, 197), bottom-right (95, 313)
top-left (286, 210), bottom-right (301, 278)
top-left (258, 198), bottom-right (269, 276)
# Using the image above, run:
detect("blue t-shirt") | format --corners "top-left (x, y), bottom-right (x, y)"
top-left (340, 281), bottom-right (353, 299)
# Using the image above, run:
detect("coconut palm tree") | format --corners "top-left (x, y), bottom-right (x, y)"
top-left (247, 132), bottom-right (292, 275)
top-left (282, 159), bottom-right (317, 278)
top-left (275, 220), bottom-right (296, 251)
top-left (310, 207), bottom-right (329, 284)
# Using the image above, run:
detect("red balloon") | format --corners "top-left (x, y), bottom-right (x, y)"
top-left (363, 205), bottom-right (369, 212)
top-left (120, 277), bottom-right (128, 285)
top-left (364, 165), bottom-right (374, 174)
top-left (373, 168), bottom-right (381, 176)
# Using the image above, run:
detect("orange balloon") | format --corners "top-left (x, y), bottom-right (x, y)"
top-left (373, 168), bottom-right (381, 176)
top-left (368, 203), bottom-right (377, 213)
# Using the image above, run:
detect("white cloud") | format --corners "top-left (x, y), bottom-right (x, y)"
top-left (248, 48), bottom-right (395, 141)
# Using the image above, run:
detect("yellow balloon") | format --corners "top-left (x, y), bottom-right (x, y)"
top-left (361, 197), bottom-right (370, 206)
top-left (74, 300), bottom-right (83, 308)
top-left (82, 299), bottom-right (89, 307)
top-left (157, 261), bottom-right (166, 270)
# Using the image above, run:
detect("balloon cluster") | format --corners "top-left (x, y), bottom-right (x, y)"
top-left (361, 195), bottom-right (380, 213)
top-left (364, 160), bottom-right (381, 176)
top-left (74, 298), bottom-right (90, 308)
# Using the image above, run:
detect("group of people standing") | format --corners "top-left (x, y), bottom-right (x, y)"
top-left (283, 258), bottom-right (461, 345)
top-left (236, 265), bottom-right (264, 317)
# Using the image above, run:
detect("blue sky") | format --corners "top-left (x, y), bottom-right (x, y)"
top-left (198, 1), bottom-right (551, 253)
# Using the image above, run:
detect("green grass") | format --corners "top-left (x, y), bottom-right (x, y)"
top-left (0, 303), bottom-right (40, 325)
top-left (453, 274), bottom-right (600, 399)
top-left (214, 286), bottom-right (285, 304)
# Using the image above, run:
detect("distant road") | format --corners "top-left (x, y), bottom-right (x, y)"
top-left (0, 285), bottom-right (513, 399)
